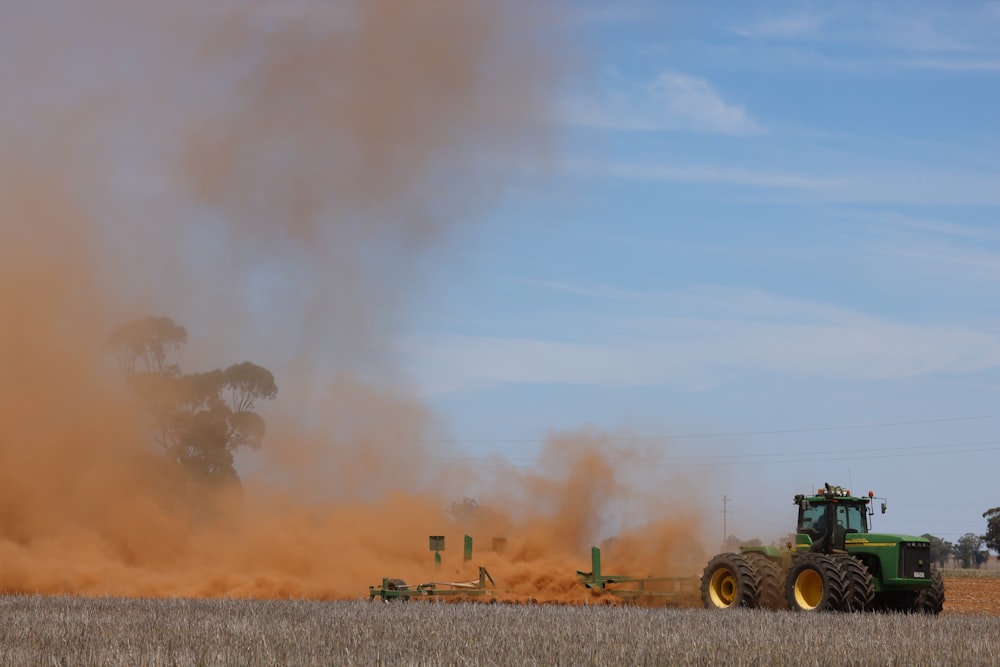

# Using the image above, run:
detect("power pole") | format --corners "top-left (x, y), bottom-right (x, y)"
top-left (721, 495), bottom-right (730, 548)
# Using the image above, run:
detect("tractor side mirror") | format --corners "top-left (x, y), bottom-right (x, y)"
top-left (881, 502), bottom-right (887, 514)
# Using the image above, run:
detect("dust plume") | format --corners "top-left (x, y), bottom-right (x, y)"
top-left (441, 431), bottom-right (707, 603)
top-left (0, 0), bottom-right (709, 601)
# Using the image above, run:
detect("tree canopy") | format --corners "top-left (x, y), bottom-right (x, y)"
top-left (921, 533), bottom-right (954, 566)
top-left (108, 316), bottom-right (188, 376)
top-left (109, 316), bottom-right (277, 484)
top-left (984, 507), bottom-right (1000, 555)
top-left (954, 532), bottom-right (988, 569)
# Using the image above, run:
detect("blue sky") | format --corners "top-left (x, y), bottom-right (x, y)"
top-left (396, 1), bottom-right (1000, 546)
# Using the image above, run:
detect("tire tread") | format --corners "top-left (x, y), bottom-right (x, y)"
top-left (701, 553), bottom-right (760, 609)
top-left (785, 553), bottom-right (847, 612)
top-left (744, 552), bottom-right (786, 610)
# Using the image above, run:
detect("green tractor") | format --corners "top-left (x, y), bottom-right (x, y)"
top-left (701, 483), bottom-right (944, 613)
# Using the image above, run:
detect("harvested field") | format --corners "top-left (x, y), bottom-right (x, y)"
top-left (942, 572), bottom-right (1000, 616)
top-left (2, 591), bottom-right (1000, 666)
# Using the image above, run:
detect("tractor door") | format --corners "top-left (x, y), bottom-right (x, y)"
top-left (799, 501), bottom-right (842, 553)
top-left (798, 501), bottom-right (828, 542)
top-left (833, 502), bottom-right (869, 535)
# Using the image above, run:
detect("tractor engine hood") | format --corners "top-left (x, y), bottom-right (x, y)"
top-left (845, 533), bottom-right (929, 546)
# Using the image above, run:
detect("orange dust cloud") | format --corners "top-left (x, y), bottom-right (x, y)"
top-left (0, 1), bottom-right (709, 601)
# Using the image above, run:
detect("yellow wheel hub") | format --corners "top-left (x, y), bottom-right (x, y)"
top-left (794, 569), bottom-right (824, 610)
top-left (708, 568), bottom-right (738, 608)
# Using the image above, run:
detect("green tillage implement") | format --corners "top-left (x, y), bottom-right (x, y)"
top-left (369, 566), bottom-right (499, 602)
top-left (577, 547), bottom-right (700, 602)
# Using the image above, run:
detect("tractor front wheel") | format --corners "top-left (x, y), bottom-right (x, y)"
top-left (786, 553), bottom-right (847, 612)
top-left (701, 553), bottom-right (760, 609)
top-left (832, 554), bottom-right (874, 612)
top-left (916, 567), bottom-right (944, 614)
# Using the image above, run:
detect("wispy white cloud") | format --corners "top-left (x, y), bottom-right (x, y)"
top-left (647, 72), bottom-right (760, 134)
top-left (402, 286), bottom-right (1000, 395)
top-left (732, 11), bottom-right (831, 39)
top-left (905, 58), bottom-right (1000, 71)
top-left (859, 215), bottom-right (1000, 281)
top-left (507, 279), bottom-right (641, 302)
top-left (873, 213), bottom-right (1000, 243)
top-left (565, 155), bottom-right (1000, 205)
top-left (566, 158), bottom-right (833, 189)
top-left (731, 3), bottom-right (1000, 69)
top-left (877, 240), bottom-right (1000, 283)
top-left (564, 70), bottom-right (760, 136)
top-left (829, 169), bottom-right (1000, 205)
top-left (866, 10), bottom-right (985, 53)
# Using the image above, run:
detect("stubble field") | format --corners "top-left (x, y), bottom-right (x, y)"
top-left (939, 570), bottom-right (1000, 616)
top-left (2, 573), bottom-right (999, 666)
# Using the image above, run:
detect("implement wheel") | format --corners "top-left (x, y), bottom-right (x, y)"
top-left (701, 553), bottom-right (759, 609)
top-left (786, 553), bottom-right (846, 612)
top-left (386, 578), bottom-right (409, 603)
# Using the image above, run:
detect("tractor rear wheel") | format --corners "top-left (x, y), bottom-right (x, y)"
top-left (701, 553), bottom-right (760, 609)
top-left (915, 567), bottom-right (944, 614)
top-left (832, 554), bottom-right (874, 612)
top-left (786, 553), bottom-right (847, 612)
top-left (744, 552), bottom-right (786, 610)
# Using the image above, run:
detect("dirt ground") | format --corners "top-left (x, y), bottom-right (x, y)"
top-left (943, 576), bottom-right (1000, 616)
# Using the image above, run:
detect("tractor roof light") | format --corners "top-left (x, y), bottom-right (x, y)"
top-left (868, 491), bottom-right (874, 498)
top-left (816, 483), bottom-right (856, 497)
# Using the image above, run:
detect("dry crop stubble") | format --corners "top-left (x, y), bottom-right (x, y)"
top-left (1, 596), bottom-right (1000, 666)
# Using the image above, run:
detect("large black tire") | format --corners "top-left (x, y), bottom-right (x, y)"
top-left (915, 567), bottom-right (945, 614)
top-left (832, 554), bottom-right (875, 612)
top-left (701, 553), bottom-right (760, 609)
top-left (871, 568), bottom-right (944, 614)
top-left (743, 552), bottom-right (786, 610)
top-left (785, 553), bottom-right (847, 612)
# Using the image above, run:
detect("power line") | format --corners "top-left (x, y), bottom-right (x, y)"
top-left (425, 412), bottom-right (1000, 446)
top-left (665, 441), bottom-right (1000, 468)
top-left (667, 413), bottom-right (1000, 439)
top-left (420, 438), bottom-right (1000, 469)
top-left (426, 437), bottom-right (1000, 463)
top-left (648, 438), bottom-right (1000, 465)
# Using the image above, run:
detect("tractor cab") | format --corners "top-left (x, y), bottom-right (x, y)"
top-left (794, 484), bottom-right (872, 553)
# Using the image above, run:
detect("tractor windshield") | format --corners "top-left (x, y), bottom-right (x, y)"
top-left (834, 502), bottom-right (868, 534)
top-left (799, 500), bottom-right (869, 539)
